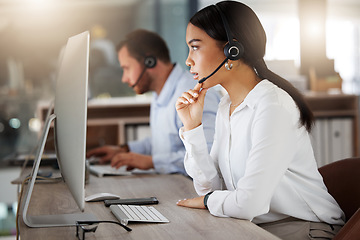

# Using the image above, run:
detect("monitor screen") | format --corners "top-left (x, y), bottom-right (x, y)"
top-left (54, 30), bottom-right (89, 211)
top-left (22, 31), bottom-right (97, 227)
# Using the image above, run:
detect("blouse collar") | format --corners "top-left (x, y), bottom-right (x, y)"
top-left (218, 79), bottom-right (273, 117)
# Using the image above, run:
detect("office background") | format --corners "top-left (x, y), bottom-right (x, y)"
top-left (0, 0), bottom-right (359, 160)
top-left (0, 0), bottom-right (359, 237)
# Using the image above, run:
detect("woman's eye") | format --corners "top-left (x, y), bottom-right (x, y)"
top-left (191, 45), bottom-right (199, 51)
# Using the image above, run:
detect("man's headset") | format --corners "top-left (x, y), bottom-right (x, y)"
top-left (131, 55), bottom-right (157, 88)
top-left (198, 4), bottom-right (244, 84)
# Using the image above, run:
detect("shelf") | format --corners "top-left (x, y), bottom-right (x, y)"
top-left (304, 92), bottom-right (359, 157)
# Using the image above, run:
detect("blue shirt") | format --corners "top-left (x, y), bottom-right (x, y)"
top-left (128, 63), bottom-right (221, 175)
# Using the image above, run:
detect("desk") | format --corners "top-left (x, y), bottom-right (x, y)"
top-left (19, 172), bottom-right (279, 239)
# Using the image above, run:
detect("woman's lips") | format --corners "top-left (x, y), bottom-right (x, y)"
top-left (190, 71), bottom-right (199, 80)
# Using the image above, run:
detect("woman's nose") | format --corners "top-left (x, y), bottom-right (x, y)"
top-left (185, 57), bottom-right (192, 67)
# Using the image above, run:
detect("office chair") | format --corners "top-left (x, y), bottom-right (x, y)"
top-left (318, 157), bottom-right (360, 240)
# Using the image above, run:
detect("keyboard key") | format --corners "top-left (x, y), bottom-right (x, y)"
top-left (142, 206), bottom-right (160, 220)
top-left (148, 206), bottom-right (169, 221)
top-left (122, 205), bottom-right (141, 220)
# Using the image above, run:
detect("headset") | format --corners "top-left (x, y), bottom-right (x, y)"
top-left (131, 55), bottom-right (157, 88)
top-left (198, 4), bottom-right (244, 84)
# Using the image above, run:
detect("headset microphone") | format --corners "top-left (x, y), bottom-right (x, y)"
top-left (198, 58), bottom-right (228, 84)
top-left (131, 56), bottom-right (157, 88)
top-left (131, 68), bottom-right (146, 88)
top-left (198, 4), bottom-right (244, 84)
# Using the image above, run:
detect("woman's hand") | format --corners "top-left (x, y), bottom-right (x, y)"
top-left (176, 196), bottom-right (206, 209)
top-left (176, 83), bottom-right (208, 131)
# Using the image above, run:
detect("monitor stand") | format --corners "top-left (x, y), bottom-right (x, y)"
top-left (22, 113), bottom-right (97, 227)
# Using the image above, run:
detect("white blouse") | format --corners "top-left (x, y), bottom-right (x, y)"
top-left (180, 80), bottom-right (345, 225)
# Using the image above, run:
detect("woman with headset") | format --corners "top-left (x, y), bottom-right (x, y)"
top-left (176, 1), bottom-right (344, 239)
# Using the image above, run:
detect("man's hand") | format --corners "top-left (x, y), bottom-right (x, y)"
top-left (86, 145), bottom-right (127, 164)
top-left (176, 196), bottom-right (206, 209)
top-left (111, 152), bottom-right (154, 171)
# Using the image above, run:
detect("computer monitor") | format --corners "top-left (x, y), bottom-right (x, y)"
top-left (22, 31), bottom-right (97, 227)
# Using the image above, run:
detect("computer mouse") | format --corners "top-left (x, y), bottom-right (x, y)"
top-left (85, 193), bottom-right (121, 202)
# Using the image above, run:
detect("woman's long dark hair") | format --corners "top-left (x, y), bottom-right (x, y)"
top-left (190, 1), bottom-right (314, 132)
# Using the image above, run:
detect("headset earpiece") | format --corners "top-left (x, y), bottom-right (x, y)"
top-left (224, 41), bottom-right (244, 60)
top-left (131, 56), bottom-right (157, 88)
top-left (215, 4), bottom-right (244, 60)
top-left (144, 56), bottom-right (157, 68)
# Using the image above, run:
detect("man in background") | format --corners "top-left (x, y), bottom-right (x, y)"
top-left (87, 29), bottom-right (221, 175)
